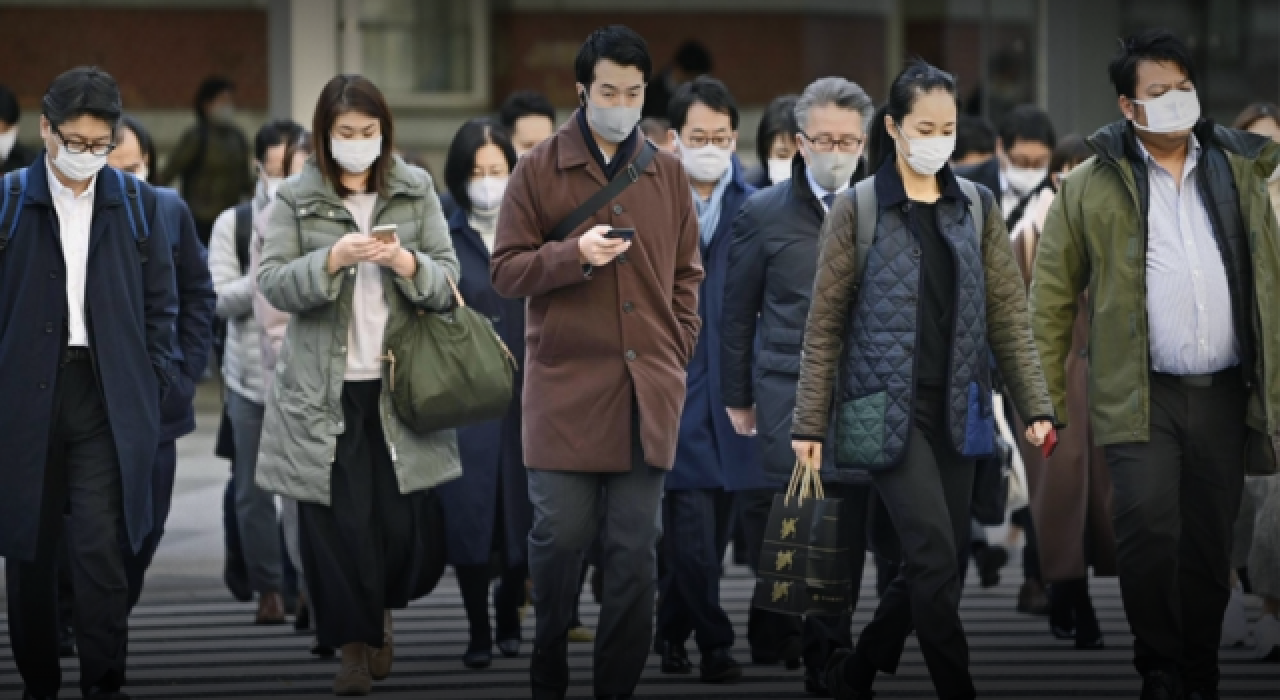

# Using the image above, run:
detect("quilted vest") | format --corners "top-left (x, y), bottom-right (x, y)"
top-left (835, 196), bottom-right (995, 470)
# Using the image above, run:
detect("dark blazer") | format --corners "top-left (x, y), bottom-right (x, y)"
top-left (0, 157), bottom-right (178, 561)
top-left (154, 187), bottom-right (216, 442)
top-left (720, 153), bottom-right (854, 485)
top-left (1, 140), bottom-right (37, 175)
top-left (437, 206), bottom-right (531, 568)
top-left (669, 157), bottom-right (770, 491)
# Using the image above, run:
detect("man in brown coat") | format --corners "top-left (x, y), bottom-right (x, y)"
top-left (491, 25), bottom-right (704, 700)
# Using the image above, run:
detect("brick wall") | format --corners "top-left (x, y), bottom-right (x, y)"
top-left (492, 11), bottom-right (887, 108)
top-left (0, 6), bottom-right (268, 111)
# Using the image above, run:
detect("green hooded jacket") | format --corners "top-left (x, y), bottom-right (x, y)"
top-left (1031, 120), bottom-right (1280, 446)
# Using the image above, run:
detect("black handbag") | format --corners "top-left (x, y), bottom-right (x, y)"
top-left (752, 461), bottom-right (854, 617)
top-left (971, 434), bottom-right (1012, 526)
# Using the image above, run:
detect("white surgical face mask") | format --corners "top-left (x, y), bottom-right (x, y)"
top-left (1005, 163), bottom-right (1047, 196)
top-left (467, 175), bottom-right (508, 212)
top-left (1132, 89), bottom-right (1200, 134)
top-left (896, 123), bottom-right (955, 177)
top-left (135, 165), bottom-right (150, 183)
top-left (583, 92), bottom-right (642, 144)
top-left (51, 145), bottom-right (108, 183)
top-left (767, 157), bottom-right (793, 184)
top-left (679, 138), bottom-right (733, 184)
top-left (806, 146), bottom-right (860, 192)
top-left (330, 135), bottom-right (382, 174)
top-left (0, 126), bottom-right (17, 162)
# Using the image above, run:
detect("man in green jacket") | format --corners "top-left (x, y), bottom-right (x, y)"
top-left (1031, 29), bottom-right (1280, 700)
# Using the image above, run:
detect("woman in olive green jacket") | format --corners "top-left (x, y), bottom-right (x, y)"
top-left (257, 75), bottom-right (461, 696)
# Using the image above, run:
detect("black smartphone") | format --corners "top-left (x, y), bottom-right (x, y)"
top-left (605, 227), bottom-right (636, 241)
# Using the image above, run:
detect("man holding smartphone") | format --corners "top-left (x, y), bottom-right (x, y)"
top-left (491, 25), bottom-right (704, 700)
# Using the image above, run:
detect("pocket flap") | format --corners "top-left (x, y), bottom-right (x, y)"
top-left (756, 349), bottom-right (801, 374)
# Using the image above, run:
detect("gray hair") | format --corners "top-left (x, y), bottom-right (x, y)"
top-left (793, 77), bottom-right (874, 132)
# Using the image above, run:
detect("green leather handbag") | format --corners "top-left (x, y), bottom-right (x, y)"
top-left (382, 276), bottom-right (518, 434)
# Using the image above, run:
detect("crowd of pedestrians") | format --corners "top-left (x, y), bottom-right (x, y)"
top-left (1, 21), bottom-right (1280, 700)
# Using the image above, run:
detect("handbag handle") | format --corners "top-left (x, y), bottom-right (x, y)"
top-left (784, 458), bottom-right (825, 506)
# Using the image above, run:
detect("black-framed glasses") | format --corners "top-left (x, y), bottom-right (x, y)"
top-left (801, 131), bottom-right (864, 153)
top-left (683, 133), bottom-right (734, 149)
top-left (54, 125), bottom-right (115, 156)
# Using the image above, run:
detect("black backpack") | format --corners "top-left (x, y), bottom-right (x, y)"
top-left (0, 167), bottom-right (152, 262)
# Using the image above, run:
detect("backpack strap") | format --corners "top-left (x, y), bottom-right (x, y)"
top-left (851, 178), bottom-right (878, 297)
top-left (955, 177), bottom-right (986, 240)
top-left (233, 201), bottom-right (253, 274)
top-left (546, 140), bottom-right (659, 243)
top-left (0, 168), bottom-right (28, 258)
top-left (114, 168), bottom-right (151, 264)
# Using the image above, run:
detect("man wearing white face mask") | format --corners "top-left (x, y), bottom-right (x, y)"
top-left (208, 119), bottom-right (308, 626)
top-left (957, 105), bottom-right (1056, 230)
top-left (651, 75), bottom-right (753, 683)
top-left (1031, 29), bottom-right (1280, 700)
top-left (720, 76), bottom-right (876, 694)
top-left (0, 84), bottom-right (37, 174)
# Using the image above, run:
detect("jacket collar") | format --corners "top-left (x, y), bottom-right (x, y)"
top-left (556, 108), bottom-right (656, 181)
top-left (290, 155), bottom-right (428, 211)
top-left (24, 151), bottom-right (129, 212)
top-left (874, 156), bottom-right (966, 209)
top-left (1089, 118), bottom-right (1275, 167)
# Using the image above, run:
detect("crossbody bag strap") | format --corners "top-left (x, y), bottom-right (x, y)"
top-left (545, 140), bottom-right (658, 243)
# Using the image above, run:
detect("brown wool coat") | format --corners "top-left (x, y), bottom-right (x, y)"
top-left (491, 112), bottom-right (704, 472)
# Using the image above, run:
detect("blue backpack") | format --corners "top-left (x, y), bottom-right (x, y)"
top-left (0, 167), bottom-right (152, 263)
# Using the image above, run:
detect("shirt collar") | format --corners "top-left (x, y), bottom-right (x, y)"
top-left (873, 155), bottom-right (965, 208)
top-left (804, 165), bottom-right (849, 205)
top-left (44, 154), bottom-right (98, 201)
top-left (1135, 132), bottom-right (1202, 176)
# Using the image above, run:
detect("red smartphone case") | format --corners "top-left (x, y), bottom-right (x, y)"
top-left (1041, 428), bottom-right (1059, 459)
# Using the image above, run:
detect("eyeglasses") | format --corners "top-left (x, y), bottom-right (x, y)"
top-left (801, 131), bottom-right (864, 153)
top-left (54, 126), bottom-right (115, 156)
top-left (683, 134), bottom-right (734, 149)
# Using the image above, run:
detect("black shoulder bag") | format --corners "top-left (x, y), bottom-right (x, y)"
top-left (545, 140), bottom-right (658, 242)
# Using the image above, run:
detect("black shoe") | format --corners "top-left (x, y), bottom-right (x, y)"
top-left (804, 665), bottom-right (831, 696)
top-left (223, 550), bottom-right (252, 603)
top-left (751, 650), bottom-right (780, 665)
top-left (974, 545), bottom-right (1008, 588)
top-left (1048, 583), bottom-right (1076, 639)
top-left (463, 645), bottom-right (493, 669)
top-left (825, 649), bottom-right (876, 700)
top-left (1187, 692), bottom-right (1218, 700)
top-left (1074, 595), bottom-right (1104, 650)
top-left (699, 647), bottom-right (742, 683)
top-left (58, 625), bottom-right (76, 658)
top-left (311, 637), bottom-right (335, 658)
top-left (86, 689), bottom-right (130, 700)
top-left (294, 595), bottom-right (311, 632)
top-left (659, 639), bottom-right (693, 674)
top-left (531, 637), bottom-right (570, 700)
top-left (22, 690), bottom-right (56, 700)
top-left (1140, 670), bottom-right (1184, 700)
top-left (497, 637), bottom-right (521, 658)
top-left (1017, 579), bottom-right (1051, 615)
top-left (780, 634), bottom-right (803, 670)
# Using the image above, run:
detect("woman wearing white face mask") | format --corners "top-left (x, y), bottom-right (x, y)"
top-left (434, 117), bottom-right (533, 670)
top-left (791, 60), bottom-right (1055, 700)
top-left (745, 94), bottom-right (800, 188)
top-left (257, 74), bottom-right (461, 696)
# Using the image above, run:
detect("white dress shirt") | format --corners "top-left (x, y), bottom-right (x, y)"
top-left (46, 157), bottom-right (97, 348)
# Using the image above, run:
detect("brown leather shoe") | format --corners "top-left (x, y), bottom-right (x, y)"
top-left (367, 610), bottom-right (393, 681)
top-left (335, 644), bottom-right (372, 696)
top-left (255, 592), bottom-right (287, 625)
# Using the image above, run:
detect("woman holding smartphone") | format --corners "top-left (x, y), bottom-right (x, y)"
top-left (789, 61), bottom-right (1055, 700)
top-left (256, 74), bottom-right (461, 697)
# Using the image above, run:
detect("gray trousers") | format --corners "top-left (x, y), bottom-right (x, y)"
top-left (527, 443), bottom-right (665, 696)
top-left (226, 389), bottom-right (282, 594)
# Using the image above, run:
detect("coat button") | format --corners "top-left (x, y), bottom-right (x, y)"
top-left (911, 248), bottom-right (921, 257)
top-left (49, 271), bottom-right (57, 279)
top-left (44, 322), bottom-right (53, 334)
top-left (617, 253), bottom-right (629, 264)
top-left (328, 210), bottom-right (336, 217)
top-left (338, 345), bottom-right (347, 354)
top-left (39, 382), bottom-right (48, 390)
top-left (622, 302), bottom-right (635, 313)
top-left (613, 204), bottom-right (624, 215)
top-left (625, 350), bottom-right (637, 362)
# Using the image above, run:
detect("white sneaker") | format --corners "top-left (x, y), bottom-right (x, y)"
top-left (1255, 613), bottom-right (1280, 661)
top-left (1221, 583), bottom-right (1249, 648)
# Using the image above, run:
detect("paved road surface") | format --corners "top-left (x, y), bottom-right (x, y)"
top-left (2, 383), bottom-right (1277, 698)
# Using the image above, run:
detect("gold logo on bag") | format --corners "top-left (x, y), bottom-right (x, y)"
top-left (771, 581), bottom-right (791, 602)
top-left (775, 550), bottom-right (795, 571)
top-left (780, 518), bottom-right (798, 539)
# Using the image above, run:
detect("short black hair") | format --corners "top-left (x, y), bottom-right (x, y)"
top-left (194, 75), bottom-right (235, 118)
top-left (444, 117), bottom-right (517, 215)
top-left (1108, 29), bottom-right (1198, 99)
top-left (955, 115), bottom-right (997, 161)
top-left (117, 114), bottom-right (158, 183)
top-left (0, 84), bottom-right (20, 125)
top-left (756, 94), bottom-right (799, 169)
top-left (673, 40), bottom-right (713, 74)
top-left (998, 105), bottom-right (1056, 151)
top-left (668, 75), bottom-right (739, 134)
top-left (574, 25), bottom-right (652, 89)
top-left (1050, 134), bottom-right (1093, 175)
top-left (254, 119), bottom-right (307, 164)
top-left (42, 66), bottom-right (123, 129)
top-left (498, 90), bottom-right (556, 130)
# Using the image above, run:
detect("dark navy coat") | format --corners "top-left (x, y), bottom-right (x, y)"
top-left (668, 158), bottom-right (773, 491)
top-left (0, 158), bottom-right (177, 561)
top-left (435, 206), bottom-right (532, 568)
top-left (154, 187), bottom-right (215, 443)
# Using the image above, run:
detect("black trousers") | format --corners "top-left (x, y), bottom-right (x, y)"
top-left (1104, 371), bottom-right (1247, 691)
top-left (456, 562), bottom-right (528, 647)
top-left (802, 482), bottom-right (873, 671)
top-left (656, 488), bottom-right (736, 652)
top-left (856, 413), bottom-right (976, 700)
top-left (6, 358), bottom-right (130, 698)
top-left (736, 487), bottom-right (803, 657)
top-left (299, 381), bottom-right (421, 649)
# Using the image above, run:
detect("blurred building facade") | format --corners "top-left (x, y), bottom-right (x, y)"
top-left (2, 0), bottom-right (1277, 173)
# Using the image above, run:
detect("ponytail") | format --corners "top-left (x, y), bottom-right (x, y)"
top-left (865, 105), bottom-right (895, 172)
